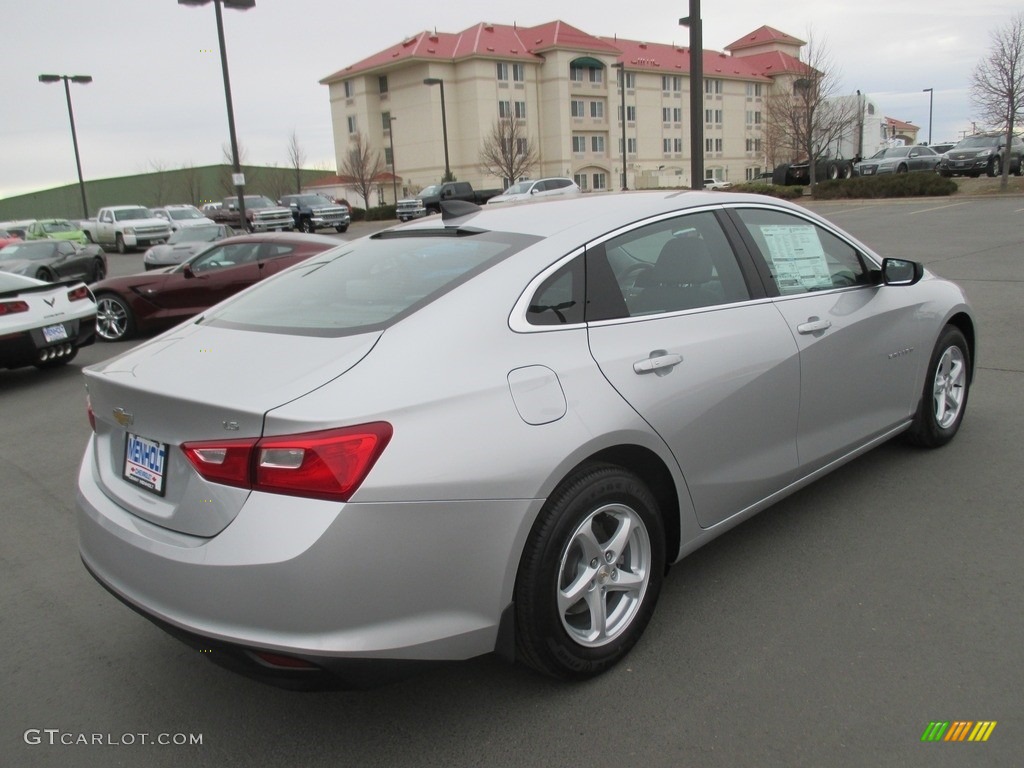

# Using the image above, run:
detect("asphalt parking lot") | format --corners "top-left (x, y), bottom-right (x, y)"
top-left (2, 199), bottom-right (1022, 768)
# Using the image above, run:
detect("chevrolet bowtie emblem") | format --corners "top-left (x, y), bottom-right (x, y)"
top-left (112, 407), bottom-right (134, 427)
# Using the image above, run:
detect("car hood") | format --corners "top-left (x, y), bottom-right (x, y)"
top-left (0, 259), bottom-right (41, 275)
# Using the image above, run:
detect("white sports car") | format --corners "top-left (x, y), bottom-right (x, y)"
top-left (0, 272), bottom-right (96, 370)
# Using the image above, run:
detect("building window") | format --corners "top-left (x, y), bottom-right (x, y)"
top-left (347, 115), bottom-right (357, 134)
top-left (378, 75), bottom-right (388, 94)
top-left (664, 138), bottom-right (672, 153)
top-left (625, 72), bottom-right (637, 89)
top-left (570, 66), bottom-right (585, 83)
top-left (343, 80), bottom-right (354, 98)
top-left (574, 173), bottom-right (588, 190)
top-left (515, 101), bottom-right (527, 119)
top-left (384, 147), bottom-right (393, 166)
top-left (663, 107), bottom-right (672, 123)
top-left (705, 138), bottom-right (713, 153)
top-left (592, 172), bottom-right (607, 190)
top-left (745, 138), bottom-right (763, 152)
top-left (516, 138), bottom-right (528, 155)
top-left (498, 100), bottom-right (512, 118)
top-left (381, 111), bottom-right (391, 131)
top-left (745, 111), bottom-right (763, 126)
top-left (673, 108), bottom-right (682, 123)
top-left (753, 111), bottom-right (762, 125)
top-left (674, 138), bottom-right (683, 153)
top-left (661, 75), bottom-right (682, 92)
top-left (497, 62), bottom-right (509, 81)
top-left (704, 78), bottom-right (722, 95)
top-left (571, 100), bottom-right (585, 118)
top-left (513, 63), bottom-right (525, 82)
top-left (619, 138), bottom-right (638, 154)
top-left (591, 135), bottom-right (606, 153)
top-left (589, 68), bottom-right (603, 84)
top-left (714, 109), bottom-right (723, 124)
top-left (746, 82), bottom-right (763, 97)
top-left (714, 138), bottom-right (723, 152)
top-left (572, 135), bottom-right (586, 153)
top-left (590, 101), bottom-right (604, 119)
top-left (705, 109), bottom-right (713, 124)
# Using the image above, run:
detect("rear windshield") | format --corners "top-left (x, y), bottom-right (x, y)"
top-left (203, 230), bottom-right (538, 337)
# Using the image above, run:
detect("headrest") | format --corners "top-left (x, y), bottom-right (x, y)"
top-left (652, 236), bottom-right (715, 284)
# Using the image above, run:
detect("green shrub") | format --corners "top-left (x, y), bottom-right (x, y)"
top-left (349, 207), bottom-right (366, 222)
top-left (813, 174), bottom-right (957, 199)
top-left (728, 183), bottom-right (806, 200)
top-left (364, 205), bottom-right (397, 221)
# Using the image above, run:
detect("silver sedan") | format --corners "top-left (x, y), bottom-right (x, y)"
top-left (76, 192), bottom-right (974, 686)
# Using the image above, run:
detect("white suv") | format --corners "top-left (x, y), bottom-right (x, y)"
top-left (487, 177), bottom-right (581, 205)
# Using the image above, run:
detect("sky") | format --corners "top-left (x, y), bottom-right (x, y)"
top-left (2, 0), bottom-right (1018, 200)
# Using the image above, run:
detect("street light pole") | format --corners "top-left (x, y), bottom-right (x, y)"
top-left (388, 116), bottom-right (398, 208)
top-left (179, 0), bottom-right (254, 227)
top-left (39, 74), bottom-right (92, 219)
top-left (680, 0), bottom-right (704, 189)
top-left (923, 87), bottom-right (934, 146)
top-left (423, 78), bottom-right (451, 182)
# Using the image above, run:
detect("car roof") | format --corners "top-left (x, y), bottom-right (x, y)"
top-left (396, 190), bottom-right (802, 240)
top-left (211, 232), bottom-right (340, 247)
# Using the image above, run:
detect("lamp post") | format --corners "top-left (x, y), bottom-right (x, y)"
top-left (387, 116), bottom-right (399, 209)
top-left (423, 78), bottom-right (451, 182)
top-left (680, 0), bottom-right (704, 189)
top-left (179, 0), bottom-right (254, 227)
top-left (613, 63), bottom-right (628, 190)
top-left (922, 87), bottom-right (933, 146)
top-left (38, 74), bottom-right (92, 219)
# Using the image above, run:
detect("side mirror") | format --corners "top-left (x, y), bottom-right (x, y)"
top-left (882, 258), bottom-right (923, 286)
top-left (183, 264), bottom-right (195, 279)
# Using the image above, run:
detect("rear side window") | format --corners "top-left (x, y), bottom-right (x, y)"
top-left (205, 231), bottom-right (538, 336)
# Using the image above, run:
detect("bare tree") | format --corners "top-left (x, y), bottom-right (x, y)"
top-left (148, 160), bottom-right (171, 206)
top-left (971, 12), bottom-right (1024, 189)
top-left (179, 162), bottom-right (203, 206)
top-left (287, 130), bottom-right (307, 194)
top-left (262, 163), bottom-right (292, 204)
top-left (765, 32), bottom-right (857, 188)
top-left (338, 132), bottom-right (383, 208)
top-left (478, 112), bottom-right (539, 186)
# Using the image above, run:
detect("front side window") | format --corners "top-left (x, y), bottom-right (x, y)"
top-left (733, 208), bottom-right (872, 295)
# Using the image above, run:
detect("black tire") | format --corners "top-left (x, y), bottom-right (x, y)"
top-left (896, 164), bottom-right (908, 174)
top-left (1015, 158), bottom-right (1024, 177)
top-left (986, 157), bottom-right (1001, 177)
top-left (301, 218), bottom-right (316, 233)
top-left (92, 259), bottom-right (106, 281)
top-left (35, 268), bottom-right (55, 282)
top-left (115, 233), bottom-right (127, 254)
top-left (95, 293), bottom-right (136, 342)
top-left (906, 325), bottom-right (970, 448)
top-left (939, 170), bottom-right (953, 178)
top-left (772, 164), bottom-right (790, 186)
top-left (336, 225), bottom-right (348, 233)
top-left (826, 163), bottom-right (839, 180)
top-left (839, 162), bottom-right (853, 180)
top-left (514, 464), bottom-right (665, 680)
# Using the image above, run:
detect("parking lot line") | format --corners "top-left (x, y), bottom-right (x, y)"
top-left (907, 202), bottom-right (971, 215)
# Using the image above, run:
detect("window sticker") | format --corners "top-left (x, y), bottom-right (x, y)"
top-left (758, 224), bottom-right (832, 293)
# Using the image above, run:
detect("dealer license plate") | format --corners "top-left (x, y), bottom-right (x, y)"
top-left (42, 324), bottom-right (68, 343)
top-left (123, 432), bottom-right (168, 496)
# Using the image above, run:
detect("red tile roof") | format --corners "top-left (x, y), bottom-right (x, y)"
top-left (321, 20), bottom-right (804, 84)
top-left (885, 117), bottom-right (920, 131)
top-left (725, 25), bottom-right (805, 52)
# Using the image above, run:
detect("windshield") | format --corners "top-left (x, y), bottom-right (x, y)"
top-left (502, 182), bottom-right (532, 195)
top-left (245, 197), bottom-right (275, 209)
top-left (204, 230), bottom-right (539, 337)
top-left (0, 242), bottom-right (57, 261)
top-left (418, 186), bottom-right (440, 198)
top-left (169, 225), bottom-right (223, 243)
top-left (43, 220), bottom-right (77, 233)
top-left (113, 208), bottom-right (153, 221)
top-left (869, 147), bottom-right (910, 159)
top-left (956, 136), bottom-right (998, 149)
top-left (169, 208), bottom-right (204, 220)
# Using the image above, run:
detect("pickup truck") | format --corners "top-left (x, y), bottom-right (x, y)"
top-left (396, 182), bottom-right (502, 221)
top-left (278, 193), bottom-right (350, 233)
top-left (81, 206), bottom-right (172, 254)
top-left (207, 196), bottom-right (294, 233)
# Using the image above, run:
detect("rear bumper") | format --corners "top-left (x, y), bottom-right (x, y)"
top-left (76, 446), bottom-right (538, 680)
top-left (0, 316), bottom-right (95, 369)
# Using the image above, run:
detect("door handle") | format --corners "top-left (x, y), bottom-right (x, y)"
top-left (633, 353), bottom-right (683, 374)
top-left (797, 317), bottom-right (832, 334)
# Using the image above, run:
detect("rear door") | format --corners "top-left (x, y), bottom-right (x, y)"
top-left (581, 209), bottom-right (801, 528)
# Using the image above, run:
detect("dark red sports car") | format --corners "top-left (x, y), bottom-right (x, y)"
top-left (91, 233), bottom-right (339, 341)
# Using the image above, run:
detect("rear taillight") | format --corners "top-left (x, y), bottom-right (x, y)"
top-left (181, 423), bottom-right (392, 502)
top-left (67, 286), bottom-right (91, 302)
top-left (0, 300), bottom-right (29, 315)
